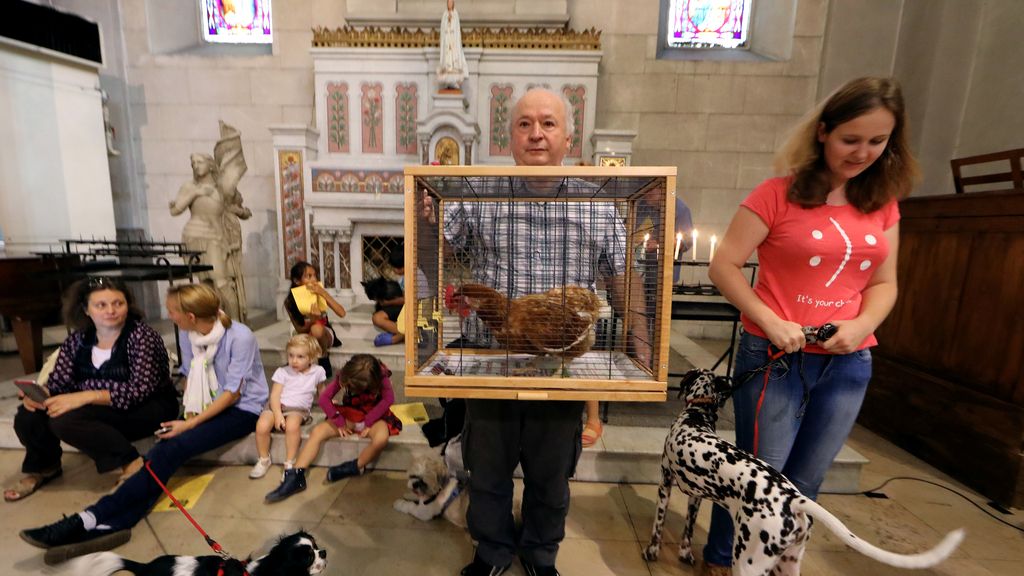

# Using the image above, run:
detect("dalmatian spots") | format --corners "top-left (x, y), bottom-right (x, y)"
top-left (643, 369), bottom-right (965, 574)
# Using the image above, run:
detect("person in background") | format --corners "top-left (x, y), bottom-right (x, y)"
top-left (700, 77), bottom-right (918, 575)
top-left (284, 260), bottom-right (346, 375)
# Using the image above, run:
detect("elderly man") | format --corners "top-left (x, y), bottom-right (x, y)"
top-left (423, 88), bottom-right (648, 576)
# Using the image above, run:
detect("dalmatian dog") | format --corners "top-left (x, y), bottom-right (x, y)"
top-left (642, 369), bottom-right (964, 575)
top-left (394, 435), bottom-right (469, 528)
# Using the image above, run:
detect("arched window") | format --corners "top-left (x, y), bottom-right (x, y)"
top-left (665, 0), bottom-right (753, 50)
top-left (657, 0), bottom-right (798, 62)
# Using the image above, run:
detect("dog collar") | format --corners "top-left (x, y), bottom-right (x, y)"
top-left (423, 481), bottom-right (462, 509)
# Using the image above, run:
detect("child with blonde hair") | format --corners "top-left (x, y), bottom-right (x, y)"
top-left (249, 334), bottom-right (327, 479)
top-left (265, 353), bottom-right (401, 502)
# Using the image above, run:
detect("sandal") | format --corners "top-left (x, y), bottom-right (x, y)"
top-left (581, 420), bottom-right (603, 448)
top-left (4, 468), bottom-right (62, 502)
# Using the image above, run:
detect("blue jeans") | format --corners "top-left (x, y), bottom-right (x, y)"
top-left (702, 332), bottom-right (872, 566)
top-left (87, 407), bottom-right (258, 531)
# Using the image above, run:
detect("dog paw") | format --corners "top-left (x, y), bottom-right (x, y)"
top-left (642, 544), bottom-right (660, 561)
top-left (678, 549), bottom-right (695, 565)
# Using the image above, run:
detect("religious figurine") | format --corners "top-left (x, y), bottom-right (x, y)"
top-left (101, 90), bottom-right (120, 157)
top-left (437, 0), bottom-right (468, 91)
top-left (168, 121), bottom-right (250, 321)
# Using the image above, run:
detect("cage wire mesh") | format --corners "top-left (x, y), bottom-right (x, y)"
top-left (407, 170), bottom-right (671, 396)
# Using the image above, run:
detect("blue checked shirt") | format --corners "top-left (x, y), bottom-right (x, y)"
top-left (442, 178), bottom-right (628, 346)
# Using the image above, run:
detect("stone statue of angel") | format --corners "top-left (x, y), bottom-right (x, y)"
top-left (169, 121), bottom-right (250, 321)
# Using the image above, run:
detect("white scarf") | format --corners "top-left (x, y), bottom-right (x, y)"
top-left (183, 319), bottom-right (226, 417)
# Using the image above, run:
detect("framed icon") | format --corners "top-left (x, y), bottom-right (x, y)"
top-left (597, 154), bottom-right (628, 167)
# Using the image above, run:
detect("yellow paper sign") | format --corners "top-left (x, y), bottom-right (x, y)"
top-left (290, 285), bottom-right (328, 316)
top-left (151, 472), bottom-right (216, 512)
top-left (390, 402), bottom-right (430, 425)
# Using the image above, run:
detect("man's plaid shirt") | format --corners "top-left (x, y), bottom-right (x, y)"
top-left (442, 178), bottom-right (628, 346)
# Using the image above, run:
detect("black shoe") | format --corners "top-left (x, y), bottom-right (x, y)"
top-left (460, 554), bottom-right (509, 576)
top-left (20, 514), bottom-right (87, 549)
top-left (265, 468), bottom-right (306, 503)
top-left (325, 459), bottom-right (360, 483)
top-left (20, 514), bottom-right (130, 559)
top-left (43, 529), bottom-right (131, 565)
top-left (521, 558), bottom-right (561, 576)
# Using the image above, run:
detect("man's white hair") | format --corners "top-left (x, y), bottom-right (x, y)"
top-left (509, 87), bottom-right (576, 137)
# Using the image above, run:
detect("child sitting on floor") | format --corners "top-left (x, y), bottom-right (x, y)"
top-left (264, 353), bottom-right (402, 503)
top-left (250, 334), bottom-right (327, 479)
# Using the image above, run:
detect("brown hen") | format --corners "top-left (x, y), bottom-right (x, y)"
top-left (451, 283), bottom-right (602, 360)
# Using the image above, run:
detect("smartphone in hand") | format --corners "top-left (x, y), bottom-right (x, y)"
top-left (154, 426), bottom-right (172, 436)
top-left (13, 380), bottom-right (49, 404)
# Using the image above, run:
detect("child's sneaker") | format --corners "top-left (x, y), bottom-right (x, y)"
top-left (249, 457), bottom-right (272, 479)
top-left (373, 332), bottom-right (394, 347)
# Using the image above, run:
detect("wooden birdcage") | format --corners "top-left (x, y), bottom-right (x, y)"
top-left (403, 165), bottom-right (676, 401)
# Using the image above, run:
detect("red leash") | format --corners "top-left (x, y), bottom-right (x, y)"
top-left (144, 459), bottom-right (247, 574)
top-left (751, 347), bottom-right (786, 457)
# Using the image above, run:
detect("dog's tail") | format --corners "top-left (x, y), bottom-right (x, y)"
top-left (798, 498), bottom-right (965, 568)
top-left (55, 552), bottom-right (146, 575)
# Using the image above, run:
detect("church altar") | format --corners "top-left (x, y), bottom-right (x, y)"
top-left (270, 24), bottom-right (604, 314)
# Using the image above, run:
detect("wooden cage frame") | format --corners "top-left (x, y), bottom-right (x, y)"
top-left (403, 165), bottom-right (677, 401)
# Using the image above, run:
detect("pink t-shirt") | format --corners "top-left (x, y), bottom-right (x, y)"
top-left (740, 177), bottom-right (900, 353)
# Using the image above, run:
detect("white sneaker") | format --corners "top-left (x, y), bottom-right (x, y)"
top-left (249, 457), bottom-right (272, 479)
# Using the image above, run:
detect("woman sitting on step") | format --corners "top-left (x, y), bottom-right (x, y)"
top-left (5, 277), bottom-right (179, 502)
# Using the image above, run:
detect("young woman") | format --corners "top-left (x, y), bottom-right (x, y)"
top-left (701, 77), bottom-right (919, 574)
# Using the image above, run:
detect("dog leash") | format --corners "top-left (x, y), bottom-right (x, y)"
top-left (144, 459), bottom-right (249, 576)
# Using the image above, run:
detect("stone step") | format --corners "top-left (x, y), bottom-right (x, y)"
top-left (0, 376), bottom-right (867, 492)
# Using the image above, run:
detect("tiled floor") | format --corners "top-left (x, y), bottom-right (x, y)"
top-left (1, 351), bottom-right (1021, 574)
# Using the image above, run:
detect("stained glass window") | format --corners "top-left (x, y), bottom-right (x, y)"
top-left (201, 0), bottom-right (273, 44)
top-left (666, 0), bottom-right (752, 49)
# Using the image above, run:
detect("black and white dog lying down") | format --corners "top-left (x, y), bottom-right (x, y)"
top-left (58, 530), bottom-right (326, 576)
top-left (643, 369), bottom-right (965, 576)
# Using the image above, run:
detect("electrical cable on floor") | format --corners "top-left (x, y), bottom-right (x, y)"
top-left (855, 476), bottom-right (1024, 534)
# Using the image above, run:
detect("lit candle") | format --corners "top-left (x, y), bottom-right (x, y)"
top-left (710, 234), bottom-right (718, 261)
top-left (674, 232), bottom-right (683, 261)
top-left (691, 229), bottom-right (699, 261)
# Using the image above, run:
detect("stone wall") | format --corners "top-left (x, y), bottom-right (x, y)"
top-left (44, 0), bottom-right (1024, 313)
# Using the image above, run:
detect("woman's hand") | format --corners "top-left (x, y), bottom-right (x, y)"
top-left (43, 391), bottom-right (92, 418)
top-left (155, 419), bottom-right (192, 439)
top-left (20, 393), bottom-right (46, 413)
top-left (820, 319), bottom-right (870, 355)
top-left (763, 318), bottom-right (806, 354)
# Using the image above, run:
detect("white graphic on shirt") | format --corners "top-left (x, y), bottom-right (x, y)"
top-left (824, 217), bottom-right (852, 288)
top-left (809, 256), bottom-right (821, 267)
top-left (860, 260), bottom-right (872, 271)
top-left (865, 234), bottom-right (877, 246)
